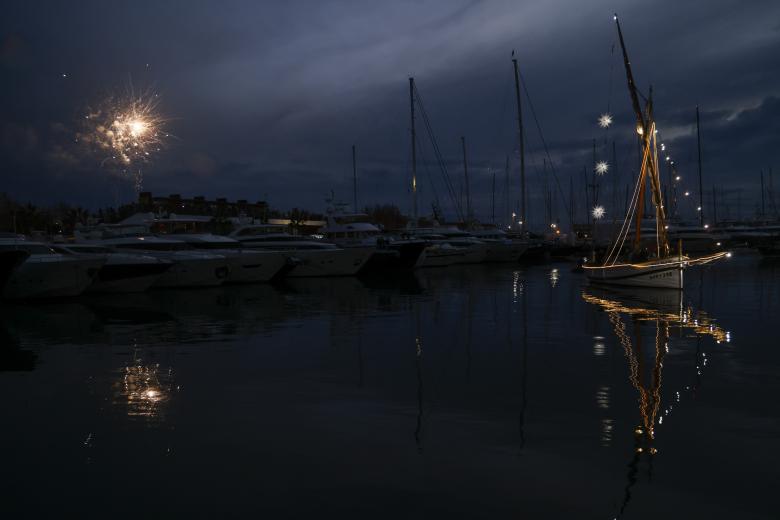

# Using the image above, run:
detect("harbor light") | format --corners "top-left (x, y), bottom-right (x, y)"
top-left (704, 224), bottom-right (709, 229)
top-left (675, 175), bottom-right (681, 181)
top-left (666, 156), bottom-right (670, 161)
top-left (697, 206), bottom-right (702, 211)
top-left (684, 191), bottom-right (690, 197)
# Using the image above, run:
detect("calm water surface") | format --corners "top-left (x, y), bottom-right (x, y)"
top-left (1, 253), bottom-right (778, 518)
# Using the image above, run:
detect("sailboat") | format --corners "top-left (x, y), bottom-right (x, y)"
top-left (584, 15), bottom-right (729, 290)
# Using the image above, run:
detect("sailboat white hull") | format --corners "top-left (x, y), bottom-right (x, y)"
top-left (584, 259), bottom-right (684, 290)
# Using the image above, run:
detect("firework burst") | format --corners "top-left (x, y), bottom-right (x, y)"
top-left (598, 113), bottom-right (613, 128)
top-left (78, 87), bottom-right (166, 190)
top-left (592, 205), bottom-right (606, 220)
top-left (595, 161), bottom-right (609, 175)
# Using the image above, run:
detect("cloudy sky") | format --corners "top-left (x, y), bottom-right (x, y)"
top-left (1, 0), bottom-right (779, 225)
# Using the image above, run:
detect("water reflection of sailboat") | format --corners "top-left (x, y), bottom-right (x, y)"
top-left (582, 286), bottom-right (729, 517)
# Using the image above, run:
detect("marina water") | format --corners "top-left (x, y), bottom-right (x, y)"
top-left (1, 253), bottom-right (777, 518)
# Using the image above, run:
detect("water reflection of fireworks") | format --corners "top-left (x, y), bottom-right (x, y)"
top-left (114, 360), bottom-right (175, 421)
top-left (77, 86), bottom-right (167, 191)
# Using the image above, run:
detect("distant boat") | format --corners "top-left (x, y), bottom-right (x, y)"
top-left (584, 15), bottom-right (728, 289)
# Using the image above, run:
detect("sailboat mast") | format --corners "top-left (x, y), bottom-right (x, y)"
top-left (461, 136), bottom-right (471, 221)
top-left (505, 155), bottom-right (510, 227)
top-left (352, 144), bottom-right (358, 213)
top-left (491, 168), bottom-right (496, 224)
top-left (512, 54), bottom-right (526, 232)
top-left (409, 77), bottom-right (418, 222)
top-left (760, 170), bottom-right (766, 217)
top-left (696, 106), bottom-right (704, 227)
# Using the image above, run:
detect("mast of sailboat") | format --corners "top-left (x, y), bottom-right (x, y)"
top-left (491, 167), bottom-right (496, 224)
top-left (409, 77), bottom-right (418, 223)
top-left (461, 136), bottom-right (471, 222)
top-left (512, 52), bottom-right (526, 233)
top-left (352, 144), bottom-right (358, 213)
top-left (696, 106), bottom-right (704, 227)
top-left (760, 170), bottom-right (766, 217)
top-left (614, 14), bottom-right (669, 257)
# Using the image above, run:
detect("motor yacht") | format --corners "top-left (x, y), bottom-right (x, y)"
top-left (162, 234), bottom-right (290, 283)
top-left (405, 226), bottom-right (487, 265)
top-left (0, 238), bottom-right (103, 299)
top-left (317, 209), bottom-right (426, 271)
top-left (470, 228), bottom-right (529, 263)
top-left (50, 244), bottom-right (172, 293)
top-left (76, 225), bottom-right (230, 288)
top-left (230, 224), bottom-right (373, 277)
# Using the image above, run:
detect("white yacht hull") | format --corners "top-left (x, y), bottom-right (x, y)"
top-left (585, 259), bottom-right (684, 290)
top-left (218, 250), bottom-right (288, 283)
top-left (152, 253), bottom-right (230, 288)
top-left (3, 257), bottom-right (103, 299)
top-left (421, 247), bottom-right (464, 267)
top-left (455, 243), bottom-right (488, 264)
top-left (287, 247), bottom-right (374, 277)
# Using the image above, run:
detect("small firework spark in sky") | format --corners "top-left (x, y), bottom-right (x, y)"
top-left (595, 161), bottom-right (609, 175)
top-left (598, 113), bottom-right (613, 128)
top-left (592, 205), bottom-right (606, 220)
top-left (78, 86), bottom-right (166, 190)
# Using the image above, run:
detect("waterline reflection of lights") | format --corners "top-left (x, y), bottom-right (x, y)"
top-left (512, 271), bottom-right (523, 302)
top-left (601, 418), bottom-right (614, 446)
top-left (549, 268), bottom-right (559, 287)
top-left (593, 336), bottom-right (606, 356)
top-left (596, 385), bottom-right (610, 409)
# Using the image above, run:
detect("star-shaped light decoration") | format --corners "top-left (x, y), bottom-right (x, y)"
top-left (595, 161), bottom-right (609, 175)
top-left (592, 205), bottom-right (606, 220)
top-left (598, 113), bottom-right (613, 128)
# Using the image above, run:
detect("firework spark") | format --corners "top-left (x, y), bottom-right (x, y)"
top-left (598, 113), bottom-right (613, 128)
top-left (595, 161), bottom-right (609, 175)
top-left (592, 205), bottom-right (606, 220)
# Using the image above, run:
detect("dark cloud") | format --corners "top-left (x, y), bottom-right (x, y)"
top-left (1, 0), bottom-right (779, 224)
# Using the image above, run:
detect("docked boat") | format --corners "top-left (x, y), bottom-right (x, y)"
top-left (583, 16), bottom-right (728, 290)
top-left (405, 227), bottom-right (487, 265)
top-left (0, 247), bottom-right (29, 292)
top-left (50, 244), bottom-right (172, 293)
top-left (470, 228), bottom-right (528, 263)
top-left (667, 223), bottom-right (725, 254)
top-left (76, 225), bottom-right (230, 288)
top-left (0, 238), bottom-right (103, 299)
top-left (318, 208), bottom-right (427, 271)
top-left (159, 234), bottom-right (290, 283)
top-left (230, 224), bottom-right (374, 277)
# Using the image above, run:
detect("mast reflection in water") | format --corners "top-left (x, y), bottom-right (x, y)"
top-left (583, 286), bottom-right (730, 518)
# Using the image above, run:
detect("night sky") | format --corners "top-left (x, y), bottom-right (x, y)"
top-left (2, 0), bottom-right (779, 226)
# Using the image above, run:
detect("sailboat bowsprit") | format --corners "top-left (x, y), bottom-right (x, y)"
top-left (584, 14), bottom-right (728, 290)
